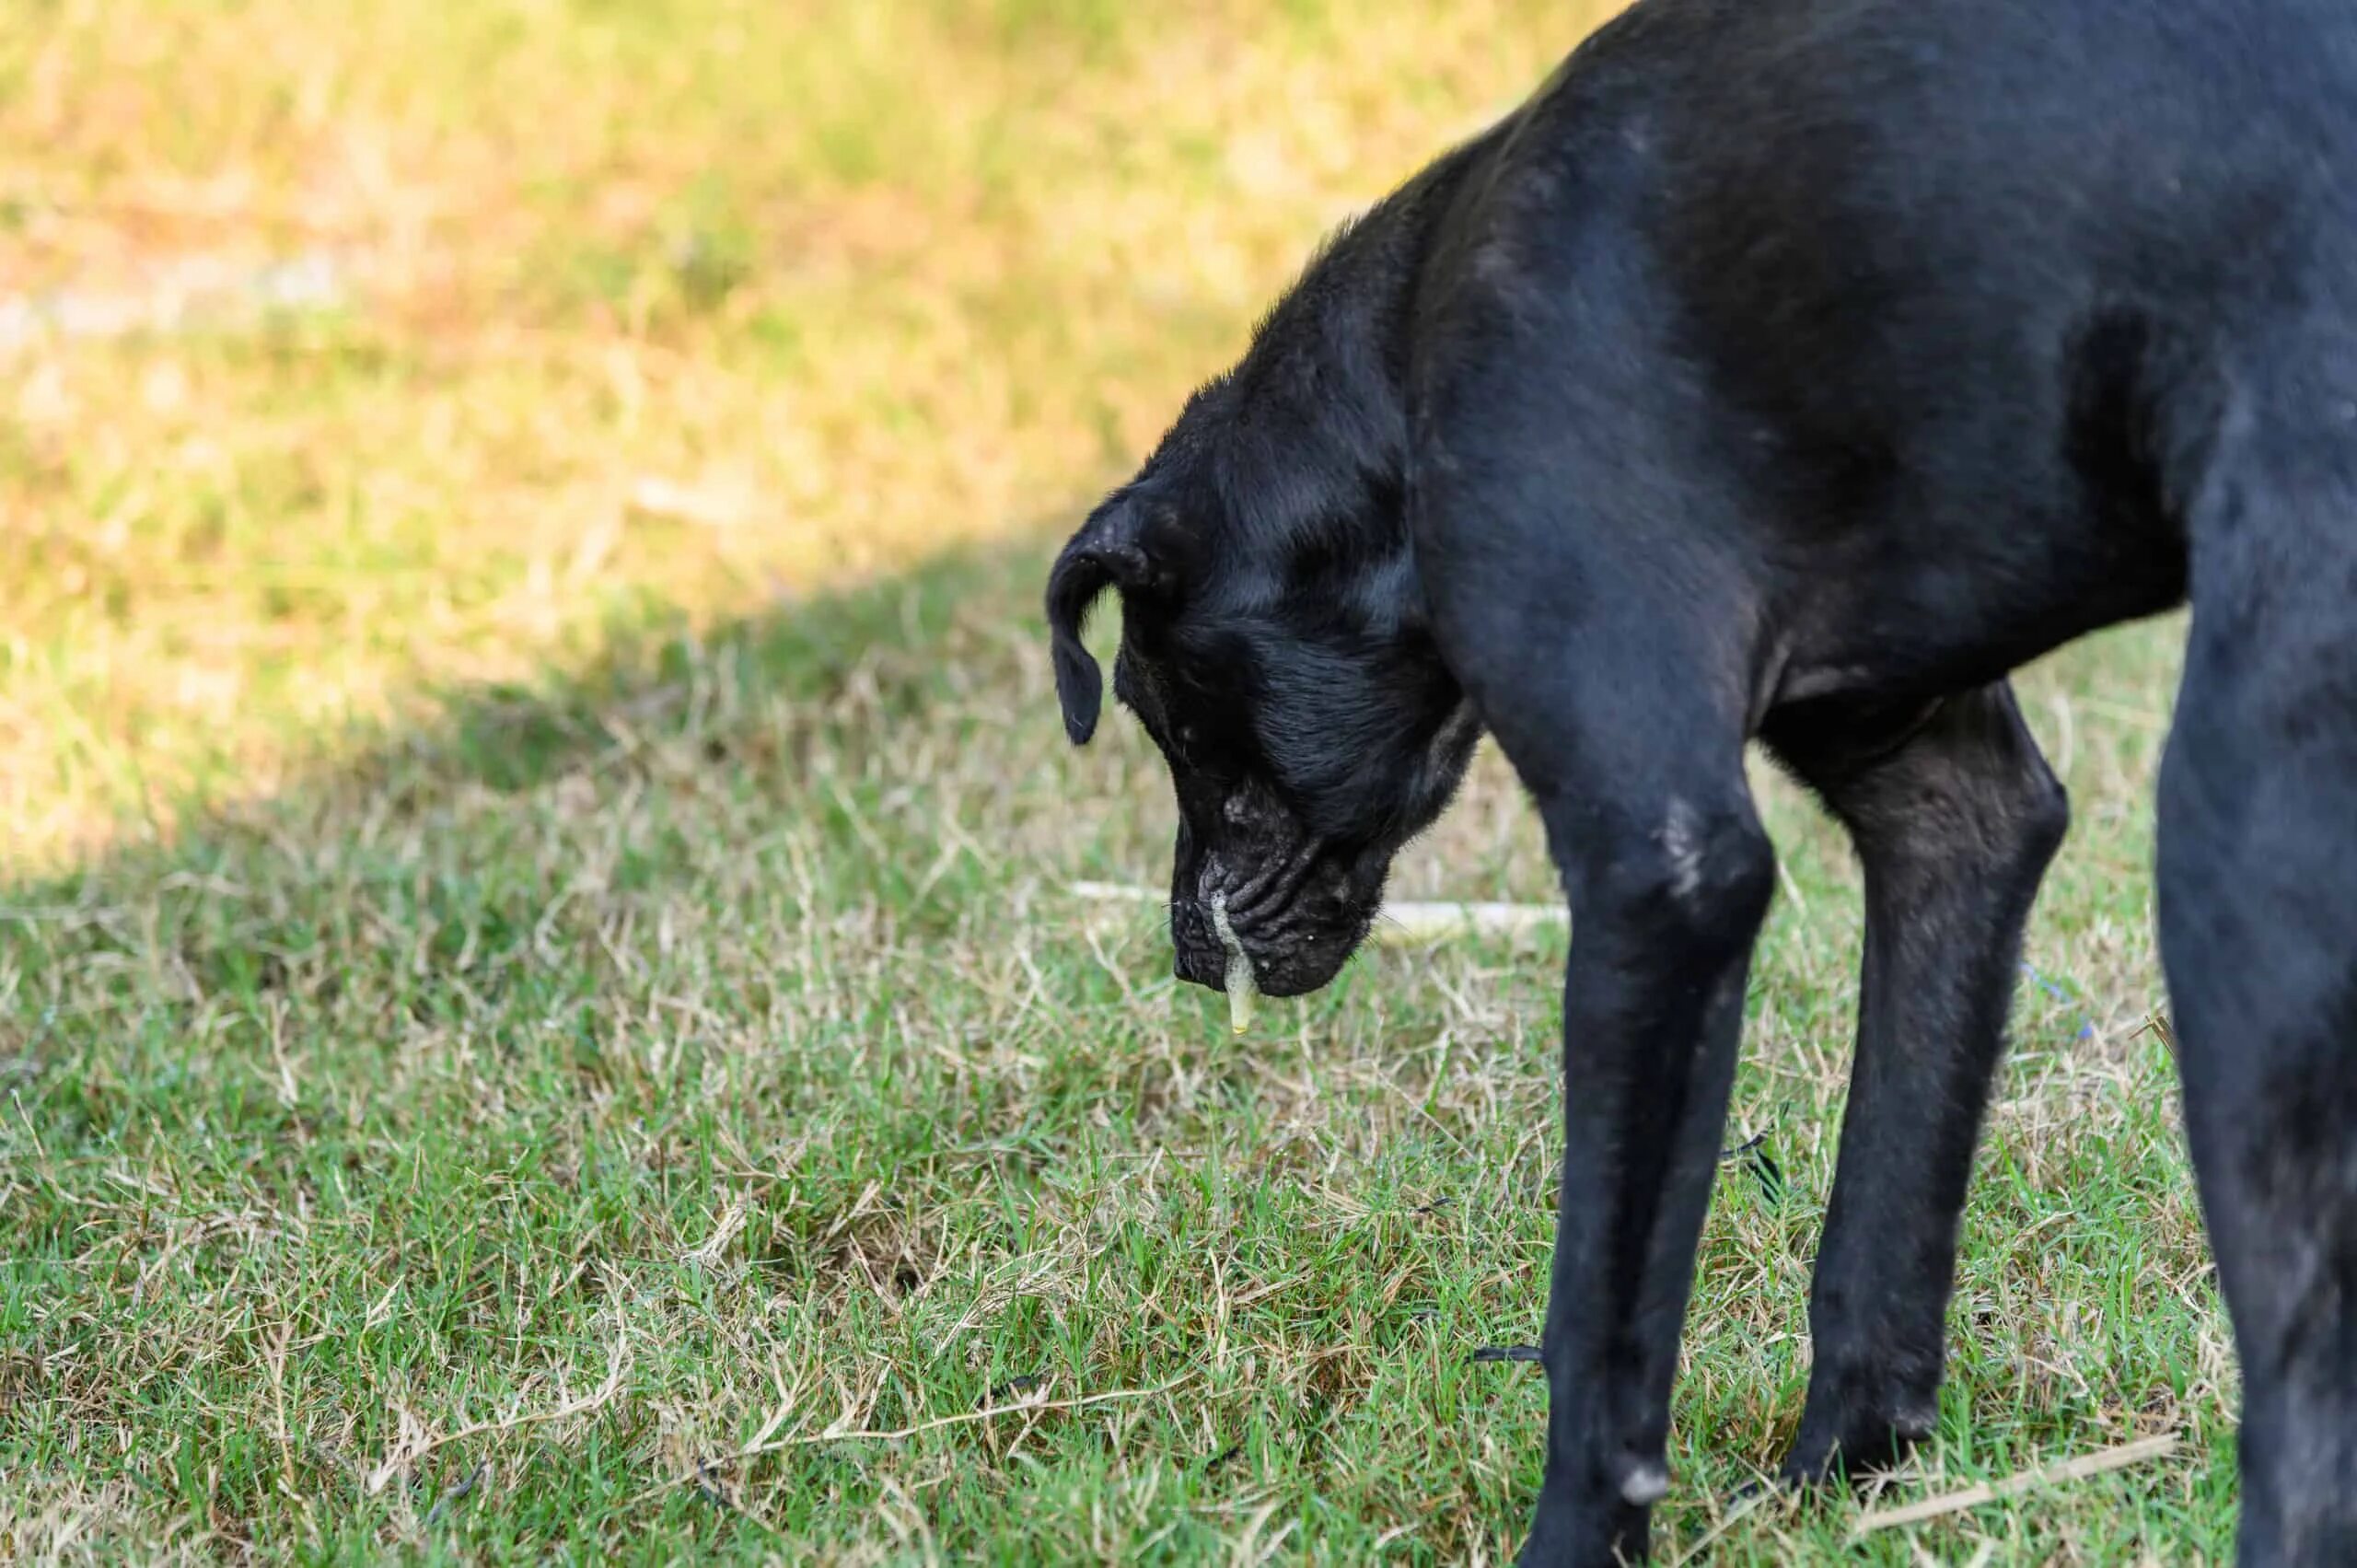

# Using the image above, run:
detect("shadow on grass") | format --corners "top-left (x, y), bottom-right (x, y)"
top-left (0, 519), bottom-right (1223, 1552)
top-left (6, 526), bottom-right (1068, 901)
top-left (0, 516), bottom-right (1170, 1173)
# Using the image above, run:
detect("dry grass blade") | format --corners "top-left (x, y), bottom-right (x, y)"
top-left (743, 1373), bottom-right (1198, 1459)
top-left (1852, 1434), bottom-right (2181, 1536)
top-left (364, 1340), bottom-right (632, 1494)
top-left (1069, 881), bottom-right (1566, 947)
top-left (1373, 900), bottom-right (1568, 944)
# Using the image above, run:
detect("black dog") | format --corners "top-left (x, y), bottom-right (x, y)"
top-left (1047, 1), bottom-right (2357, 1561)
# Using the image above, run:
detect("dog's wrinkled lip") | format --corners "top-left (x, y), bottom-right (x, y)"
top-left (1241, 911), bottom-right (1377, 997)
top-left (1176, 846), bottom-right (1382, 999)
top-left (1209, 842), bottom-right (1322, 926)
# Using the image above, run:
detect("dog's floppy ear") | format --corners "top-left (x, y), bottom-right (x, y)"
top-left (1046, 497), bottom-right (1164, 745)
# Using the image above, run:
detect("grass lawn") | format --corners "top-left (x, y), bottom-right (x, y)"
top-left (4, 2), bottom-right (2235, 1562)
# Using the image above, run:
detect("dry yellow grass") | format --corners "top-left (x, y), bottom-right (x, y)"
top-left (0, 0), bottom-right (1614, 870)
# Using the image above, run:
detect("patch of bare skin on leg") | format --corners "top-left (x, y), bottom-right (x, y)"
top-left (1211, 893), bottom-right (1257, 1035)
top-left (1620, 1460), bottom-right (1669, 1507)
top-left (1658, 796), bottom-right (1703, 903)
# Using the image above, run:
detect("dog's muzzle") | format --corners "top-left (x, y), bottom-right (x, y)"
top-left (1171, 849), bottom-right (1377, 998)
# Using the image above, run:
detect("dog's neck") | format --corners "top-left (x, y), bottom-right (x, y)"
top-left (1154, 134), bottom-right (1495, 569)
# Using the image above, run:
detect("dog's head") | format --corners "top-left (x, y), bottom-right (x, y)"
top-left (1047, 447), bottom-right (1480, 999)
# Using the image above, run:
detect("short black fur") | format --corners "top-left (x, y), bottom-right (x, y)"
top-left (1046, 3), bottom-right (2357, 1562)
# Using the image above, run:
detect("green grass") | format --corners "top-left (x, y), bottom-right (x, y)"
top-left (2, 0), bottom-right (2239, 1562)
top-left (3, 556), bottom-right (2231, 1562)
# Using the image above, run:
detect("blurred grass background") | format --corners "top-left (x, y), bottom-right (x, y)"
top-left (1, 0), bottom-right (1577, 871)
top-left (2, 3), bottom-right (2230, 1563)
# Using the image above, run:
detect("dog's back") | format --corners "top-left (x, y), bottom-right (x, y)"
top-left (1413, 0), bottom-right (2357, 702)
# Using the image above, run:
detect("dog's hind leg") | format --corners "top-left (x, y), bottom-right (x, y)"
top-left (1761, 682), bottom-right (2069, 1483)
top-left (2160, 354), bottom-right (2357, 1566)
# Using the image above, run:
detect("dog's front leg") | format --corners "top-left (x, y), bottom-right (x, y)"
top-left (1409, 274), bottom-right (1781, 1565)
top-left (1489, 749), bottom-right (1772, 1565)
top-left (1515, 776), bottom-right (1777, 1566)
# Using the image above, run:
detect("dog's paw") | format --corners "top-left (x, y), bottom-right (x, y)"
top-left (1516, 1486), bottom-right (1652, 1568)
top-left (1774, 1400), bottom-right (1939, 1491)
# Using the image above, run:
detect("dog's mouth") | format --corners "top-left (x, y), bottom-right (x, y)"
top-left (1171, 846), bottom-right (1384, 999)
